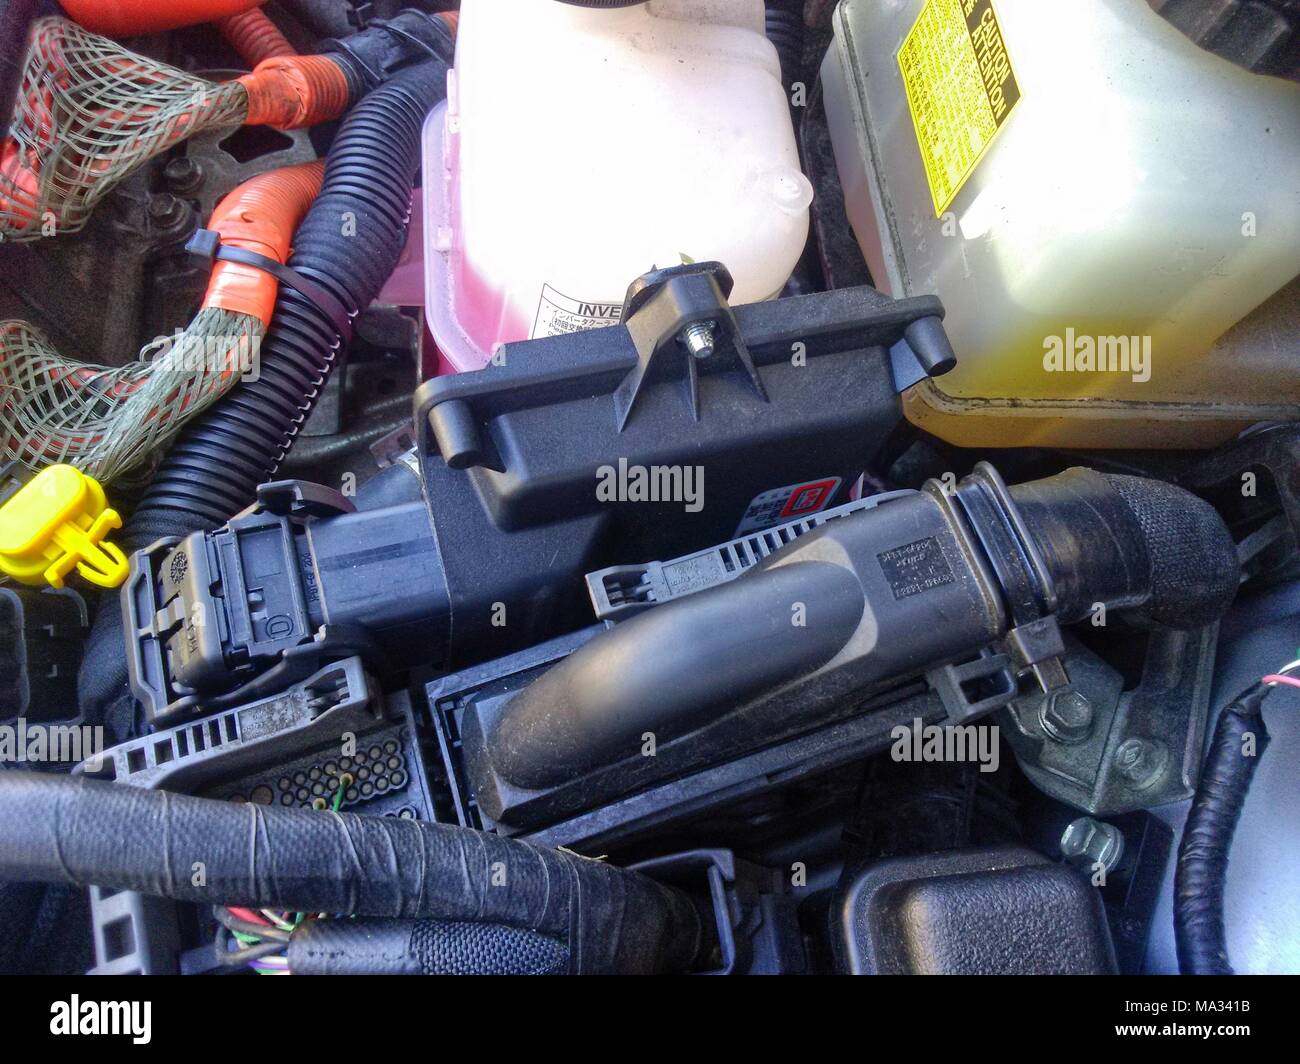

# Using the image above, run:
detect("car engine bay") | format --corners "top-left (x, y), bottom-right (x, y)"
top-left (0, 0), bottom-right (1298, 986)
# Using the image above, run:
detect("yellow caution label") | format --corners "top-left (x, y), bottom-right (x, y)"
top-left (898, 0), bottom-right (1022, 216)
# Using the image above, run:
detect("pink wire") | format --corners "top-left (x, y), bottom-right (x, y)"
top-left (1261, 674), bottom-right (1300, 691)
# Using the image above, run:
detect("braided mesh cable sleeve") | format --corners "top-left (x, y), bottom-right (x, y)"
top-left (0, 17), bottom-right (248, 242)
top-left (0, 309), bottom-right (265, 482)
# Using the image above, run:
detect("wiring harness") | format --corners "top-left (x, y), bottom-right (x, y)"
top-left (0, 160), bottom-right (324, 482)
top-left (0, 18), bottom-right (346, 243)
top-left (0, 7), bottom-right (455, 244)
top-left (1174, 655), bottom-right (1300, 974)
top-left (210, 771), bottom-right (354, 975)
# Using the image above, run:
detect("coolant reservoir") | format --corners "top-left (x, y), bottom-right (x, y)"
top-left (424, 0), bottom-right (812, 371)
top-left (823, 0), bottom-right (1300, 448)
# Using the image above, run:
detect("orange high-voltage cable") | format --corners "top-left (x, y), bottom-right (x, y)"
top-left (60, 0), bottom-right (270, 37)
top-left (0, 17), bottom-right (348, 242)
top-left (0, 160), bottom-right (324, 482)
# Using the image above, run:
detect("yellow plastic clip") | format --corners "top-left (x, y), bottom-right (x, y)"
top-left (0, 465), bottom-right (129, 589)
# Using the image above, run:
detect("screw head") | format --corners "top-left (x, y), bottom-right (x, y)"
top-left (1039, 688), bottom-right (1094, 744)
top-left (1114, 737), bottom-right (1168, 789)
top-left (1061, 817), bottom-right (1125, 874)
top-left (163, 156), bottom-right (203, 194)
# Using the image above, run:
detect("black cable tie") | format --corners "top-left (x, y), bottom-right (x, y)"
top-left (186, 229), bottom-right (354, 339)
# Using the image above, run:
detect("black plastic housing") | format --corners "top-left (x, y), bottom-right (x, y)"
top-left (0, 586), bottom-right (87, 722)
top-left (413, 284), bottom-right (942, 673)
top-left (453, 466), bottom-right (1239, 834)
top-left (126, 284), bottom-right (939, 722)
top-left (834, 847), bottom-right (1118, 974)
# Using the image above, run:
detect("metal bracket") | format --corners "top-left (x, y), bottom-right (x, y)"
top-left (614, 261), bottom-right (768, 430)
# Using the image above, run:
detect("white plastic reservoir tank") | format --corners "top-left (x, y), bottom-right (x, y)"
top-left (424, 0), bottom-right (813, 371)
top-left (822, 0), bottom-right (1300, 448)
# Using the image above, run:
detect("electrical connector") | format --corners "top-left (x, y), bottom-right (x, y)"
top-left (0, 464), bottom-right (128, 589)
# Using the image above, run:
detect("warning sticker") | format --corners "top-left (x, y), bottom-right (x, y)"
top-left (532, 284), bottom-right (623, 339)
top-left (735, 478), bottom-right (842, 536)
top-left (897, 0), bottom-right (1021, 216)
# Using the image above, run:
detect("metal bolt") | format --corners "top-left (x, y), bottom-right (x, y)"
top-left (1113, 737), bottom-right (1168, 790)
top-left (1038, 688), bottom-right (1094, 744)
top-left (147, 193), bottom-right (186, 228)
top-left (1060, 817), bottom-right (1125, 875)
top-left (681, 321), bottom-right (716, 359)
top-left (163, 156), bottom-right (203, 194)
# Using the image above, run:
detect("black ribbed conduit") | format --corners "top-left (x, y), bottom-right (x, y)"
top-left (143, 66), bottom-right (441, 529)
top-left (1174, 683), bottom-right (1272, 975)
top-left (765, 0), bottom-right (805, 100)
top-left (78, 58), bottom-right (449, 721)
top-left (0, 772), bottom-right (705, 976)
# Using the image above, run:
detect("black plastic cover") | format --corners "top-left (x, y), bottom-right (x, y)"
top-left (0, 587), bottom-right (87, 722)
top-left (835, 847), bottom-right (1118, 975)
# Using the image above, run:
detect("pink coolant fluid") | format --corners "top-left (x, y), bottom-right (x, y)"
top-left (376, 191), bottom-right (458, 378)
top-left (423, 0), bottom-right (813, 374)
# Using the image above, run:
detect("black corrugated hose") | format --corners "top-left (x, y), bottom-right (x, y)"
top-left (1174, 682), bottom-right (1272, 975)
top-left (78, 42), bottom-right (452, 724)
top-left (765, 0), bottom-right (805, 102)
top-left (0, 772), bottom-right (707, 975)
top-left (138, 65), bottom-right (442, 529)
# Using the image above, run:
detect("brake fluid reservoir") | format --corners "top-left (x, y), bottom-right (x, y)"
top-left (824, 0), bottom-right (1300, 448)
top-left (424, 0), bottom-right (812, 371)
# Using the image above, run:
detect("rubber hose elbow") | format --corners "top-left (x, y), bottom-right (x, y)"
top-left (217, 8), bottom-right (297, 68)
top-left (61, 0), bottom-right (268, 37)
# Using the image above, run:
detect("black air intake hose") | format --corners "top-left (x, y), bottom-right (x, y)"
top-left (1002, 470), bottom-right (1241, 628)
top-left (78, 57), bottom-right (449, 722)
top-left (1175, 683), bottom-right (1271, 975)
top-left (483, 467), bottom-right (1240, 792)
top-left (0, 772), bottom-right (705, 975)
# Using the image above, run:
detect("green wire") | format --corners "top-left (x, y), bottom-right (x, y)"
top-left (329, 772), bottom-right (352, 813)
top-left (261, 773), bottom-right (352, 940)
